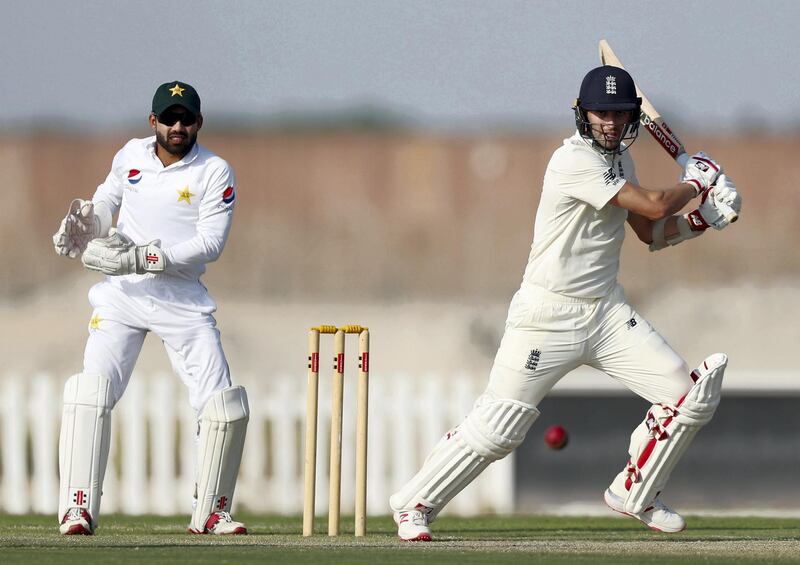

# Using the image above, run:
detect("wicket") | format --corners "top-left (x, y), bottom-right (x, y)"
top-left (304, 325), bottom-right (370, 537)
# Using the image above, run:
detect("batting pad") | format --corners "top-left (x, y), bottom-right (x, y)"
top-left (190, 386), bottom-right (249, 531)
top-left (58, 373), bottom-right (113, 527)
top-left (619, 353), bottom-right (727, 514)
top-left (390, 393), bottom-right (539, 522)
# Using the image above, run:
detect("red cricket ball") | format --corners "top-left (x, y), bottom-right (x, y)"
top-left (544, 425), bottom-right (569, 450)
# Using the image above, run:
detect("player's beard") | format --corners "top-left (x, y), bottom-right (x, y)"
top-left (156, 129), bottom-right (197, 159)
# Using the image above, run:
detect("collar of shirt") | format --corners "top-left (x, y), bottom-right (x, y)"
top-left (571, 130), bottom-right (624, 164)
top-left (146, 135), bottom-right (200, 169)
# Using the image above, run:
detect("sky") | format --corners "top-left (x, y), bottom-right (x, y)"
top-left (1, 0), bottom-right (798, 132)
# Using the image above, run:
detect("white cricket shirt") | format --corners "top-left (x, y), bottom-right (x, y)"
top-left (520, 132), bottom-right (637, 298)
top-left (92, 137), bottom-right (236, 312)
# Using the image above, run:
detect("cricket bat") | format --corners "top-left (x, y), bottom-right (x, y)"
top-left (598, 39), bottom-right (737, 222)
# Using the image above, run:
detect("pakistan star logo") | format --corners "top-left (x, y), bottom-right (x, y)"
top-left (89, 314), bottom-right (101, 330)
top-left (177, 186), bottom-right (194, 204)
top-left (169, 84), bottom-right (185, 97)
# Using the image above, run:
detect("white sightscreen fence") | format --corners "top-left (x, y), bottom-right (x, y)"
top-left (0, 372), bottom-right (513, 517)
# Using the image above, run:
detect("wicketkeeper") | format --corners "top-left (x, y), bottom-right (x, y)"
top-left (389, 65), bottom-right (742, 540)
top-left (52, 81), bottom-right (248, 535)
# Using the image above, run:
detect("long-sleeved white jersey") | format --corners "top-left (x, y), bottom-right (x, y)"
top-left (520, 132), bottom-right (638, 299)
top-left (92, 136), bottom-right (236, 312)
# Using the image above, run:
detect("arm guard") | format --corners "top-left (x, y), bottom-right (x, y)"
top-left (649, 215), bottom-right (703, 252)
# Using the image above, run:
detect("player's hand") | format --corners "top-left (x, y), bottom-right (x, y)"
top-left (685, 175), bottom-right (737, 232)
top-left (711, 174), bottom-right (741, 217)
top-left (81, 229), bottom-right (166, 275)
top-left (53, 199), bottom-right (97, 258)
top-left (681, 151), bottom-right (722, 196)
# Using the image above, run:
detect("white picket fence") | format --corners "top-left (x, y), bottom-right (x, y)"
top-left (0, 371), bottom-right (513, 518)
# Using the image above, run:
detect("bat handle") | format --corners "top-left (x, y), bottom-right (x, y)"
top-left (676, 152), bottom-right (689, 168)
top-left (718, 202), bottom-right (739, 223)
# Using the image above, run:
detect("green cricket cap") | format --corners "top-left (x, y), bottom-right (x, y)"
top-left (152, 81), bottom-right (201, 116)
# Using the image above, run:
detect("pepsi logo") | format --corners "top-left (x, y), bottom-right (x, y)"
top-left (222, 186), bottom-right (236, 204)
top-left (127, 169), bottom-right (142, 184)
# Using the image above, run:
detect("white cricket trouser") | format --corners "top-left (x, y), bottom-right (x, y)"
top-left (83, 280), bottom-right (231, 412)
top-left (488, 283), bottom-right (692, 406)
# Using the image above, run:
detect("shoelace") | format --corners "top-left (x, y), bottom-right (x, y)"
top-left (646, 499), bottom-right (676, 515)
top-left (409, 511), bottom-right (428, 526)
top-left (214, 511), bottom-right (235, 523)
top-left (65, 508), bottom-right (86, 521)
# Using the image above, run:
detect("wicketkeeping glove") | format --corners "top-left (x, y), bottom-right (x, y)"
top-left (81, 229), bottom-right (166, 276)
top-left (681, 151), bottom-right (722, 195)
top-left (53, 199), bottom-right (98, 258)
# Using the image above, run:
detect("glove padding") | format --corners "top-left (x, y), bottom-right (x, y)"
top-left (81, 229), bottom-right (166, 276)
top-left (710, 174), bottom-right (742, 217)
top-left (681, 151), bottom-right (722, 195)
top-left (53, 199), bottom-right (97, 258)
top-left (686, 174), bottom-right (739, 231)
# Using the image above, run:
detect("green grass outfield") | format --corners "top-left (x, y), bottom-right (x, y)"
top-left (2, 513), bottom-right (799, 564)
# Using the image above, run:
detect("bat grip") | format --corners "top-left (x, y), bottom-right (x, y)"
top-left (676, 152), bottom-right (689, 168)
top-left (718, 202), bottom-right (739, 223)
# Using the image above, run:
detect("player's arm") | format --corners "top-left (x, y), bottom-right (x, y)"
top-left (161, 164), bottom-right (236, 269)
top-left (610, 181), bottom-right (697, 221)
top-left (611, 150), bottom-right (724, 220)
top-left (82, 163), bottom-right (236, 276)
top-left (626, 210), bottom-right (687, 245)
top-left (628, 174), bottom-right (742, 251)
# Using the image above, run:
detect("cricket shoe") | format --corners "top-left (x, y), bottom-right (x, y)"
top-left (59, 507), bottom-right (94, 535)
top-left (394, 508), bottom-right (432, 541)
top-left (604, 488), bottom-right (686, 533)
top-left (189, 511), bottom-right (247, 535)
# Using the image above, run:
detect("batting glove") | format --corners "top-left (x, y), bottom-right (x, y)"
top-left (711, 174), bottom-right (742, 217)
top-left (685, 175), bottom-right (738, 231)
top-left (681, 151), bottom-right (722, 196)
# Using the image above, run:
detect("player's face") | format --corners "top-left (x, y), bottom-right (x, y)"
top-left (150, 106), bottom-right (203, 158)
top-left (586, 110), bottom-right (633, 150)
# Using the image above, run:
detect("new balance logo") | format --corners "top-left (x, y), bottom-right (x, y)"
top-left (688, 214), bottom-right (705, 229)
top-left (603, 168), bottom-right (617, 185)
top-left (606, 75), bottom-right (617, 95)
top-left (625, 317), bottom-right (637, 329)
top-left (525, 349), bottom-right (541, 371)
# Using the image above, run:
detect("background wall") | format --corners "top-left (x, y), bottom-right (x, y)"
top-left (2, 131), bottom-right (797, 380)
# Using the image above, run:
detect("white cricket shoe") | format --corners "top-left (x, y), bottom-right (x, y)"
top-left (59, 507), bottom-right (94, 535)
top-left (189, 511), bottom-right (247, 535)
top-left (604, 489), bottom-right (686, 533)
top-left (394, 509), bottom-right (432, 542)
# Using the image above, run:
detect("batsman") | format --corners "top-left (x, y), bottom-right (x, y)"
top-left (52, 81), bottom-right (248, 535)
top-left (390, 65), bottom-right (742, 540)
